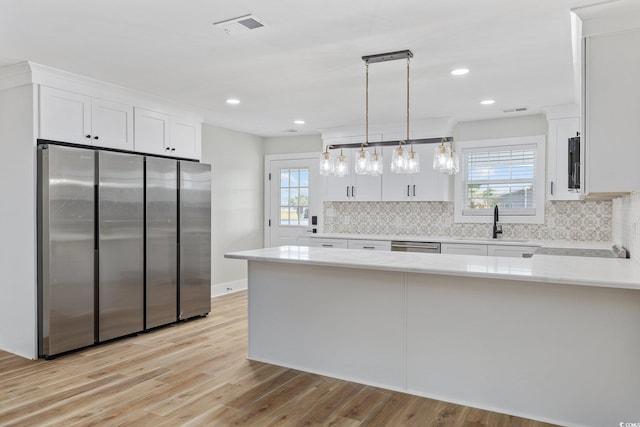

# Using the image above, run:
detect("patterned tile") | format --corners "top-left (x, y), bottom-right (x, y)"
top-left (323, 200), bottom-right (613, 242)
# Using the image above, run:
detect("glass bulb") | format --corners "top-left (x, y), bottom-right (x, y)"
top-left (354, 148), bottom-right (370, 175)
top-left (319, 151), bottom-right (334, 176)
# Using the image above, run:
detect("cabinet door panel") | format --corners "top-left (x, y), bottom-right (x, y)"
top-left (134, 108), bottom-right (170, 156)
top-left (170, 117), bottom-right (200, 160)
top-left (92, 98), bottom-right (134, 151)
top-left (547, 117), bottom-right (580, 200)
top-left (40, 86), bottom-right (91, 145)
top-left (381, 146), bottom-right (411, 201)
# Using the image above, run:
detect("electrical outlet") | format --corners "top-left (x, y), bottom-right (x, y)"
top-left (394, 216), bottom-right (402, 227)
top-left (548, 217), bottom-right (555, 228)
top-left (326, 208), bottom-right (336, 217)
top-left (343, 215), bottom-right (350, 225)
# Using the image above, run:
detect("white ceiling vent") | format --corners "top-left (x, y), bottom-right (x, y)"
top-left (213, 14), bottom-right (265, 34)
top-left (503, 107), bottom-right (528, 113)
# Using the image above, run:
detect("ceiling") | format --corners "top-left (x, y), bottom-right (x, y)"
top-left (0, 0), bottom-right (628, 137)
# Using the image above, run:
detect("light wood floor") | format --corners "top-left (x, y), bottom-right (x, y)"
top-left (0, 291), bottom-right (557, 426)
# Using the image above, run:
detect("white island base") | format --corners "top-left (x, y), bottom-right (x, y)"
top-left (228, 248), bottom-right (640, 427)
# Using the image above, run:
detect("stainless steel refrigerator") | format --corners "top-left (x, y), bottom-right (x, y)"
top-left (38, 144), bottom-right (95, 357)
top-left (38, 144), bottom-right (210, 357)
top-left (146, 157), bottom-right (178, 329)
top-left (97, 151), bottom-right (144, 342)
top-left (179, 161), bottom-right (211, 319)
top-left (39, 145), bottom-right (145, 356)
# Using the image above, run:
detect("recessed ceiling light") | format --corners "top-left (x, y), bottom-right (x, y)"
top-left (294, 120), bottom-right (305, 125)
top-left (226, 98), bottom-right (240, 105)
top-left (451, 68), bottom-right (469, 76)
top-left (480, 99), bottom-right (495, 105)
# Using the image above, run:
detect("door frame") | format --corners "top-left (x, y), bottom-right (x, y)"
top-left (264, 152), bottom-right (321, 248)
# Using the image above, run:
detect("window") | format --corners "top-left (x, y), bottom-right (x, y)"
top-left (454, 136), bottom-right (545, 224)
top-left (280, 168), bottom-right (309, 226)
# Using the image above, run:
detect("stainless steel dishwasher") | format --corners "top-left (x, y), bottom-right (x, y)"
top-left (390, 241), bottom-right (441, 253)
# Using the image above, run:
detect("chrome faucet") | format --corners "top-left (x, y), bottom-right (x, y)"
top-left (493, 205), bottom-right (502, 239)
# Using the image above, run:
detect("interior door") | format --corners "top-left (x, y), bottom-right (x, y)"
top-left (267, 156), bottom-right (320, 247)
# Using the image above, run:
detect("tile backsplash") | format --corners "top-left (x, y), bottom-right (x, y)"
top-left (323, 200), bottom-right (612, 242)
top-left (612, 192), bottom-right (640, 264)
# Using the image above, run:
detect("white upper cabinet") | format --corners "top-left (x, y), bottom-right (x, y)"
top-left (583, 27), bottom-right (640, 194)
top-left (90, 98), bottom-right (134, 150)
top-left (322, 148), bottom-right (382, 201)
top-left (547, 117), bottom-right (581, 200)
top-left (40, 86), bottom-right (91, 145)
top-left (381, 144), bottom-right (453, 202)
top-left (40, 86), bottom-right (133, 150)
top-left (170, 116), bottom-right (201, 159)
top-left (134, 108), bottom-right (201, 160)
top-left (133, 108), bottom-right (170, 155)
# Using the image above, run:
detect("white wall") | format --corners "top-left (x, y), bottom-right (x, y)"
top-left (263, 134), bottom-right (322, 155)
top-left (201, 124), bottom-right (264, 291)
top-left (453, 114), bottom-right (548, 141)
top-left (0, 84), bottom-right (37, 359)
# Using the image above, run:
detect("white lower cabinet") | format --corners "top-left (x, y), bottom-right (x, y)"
top-left (347, 239), bottom-right (391, 251)
top-left (487, 245), bottom-right (537, 258)
top-left (308, 238), bottom-right (349, 249)
top-left (441, 243), bottom-right (488, 256)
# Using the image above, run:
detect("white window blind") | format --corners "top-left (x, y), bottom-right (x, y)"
top-left (462, 144), bottom-right (536, 216)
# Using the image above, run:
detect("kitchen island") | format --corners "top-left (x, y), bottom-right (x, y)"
top-left (225, 246), bottom-right (640, 427)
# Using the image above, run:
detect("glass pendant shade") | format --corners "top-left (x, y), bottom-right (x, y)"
top-left (433, 143), bottom-right (450, 173)
top-left (433, 141), bottom-right (460, 175)
top-left (368, 148), bottom-right (383, 175)
top-left (319, 150), bottom-right (334, 176)
top-left (445, 150), bottom-right (460, 175)
top-left (334, 149), bottom-right (349, 177)
top-left (391, 145), bottom-right (409, 173)
top-left (407, 146), bottom-right (420, 173)
top-left (354, 148), bottom-right (371, 175)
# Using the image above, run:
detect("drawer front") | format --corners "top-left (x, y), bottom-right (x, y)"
top-left (441, 243), bottom-right (488, 256)
top-left (348, 239), bottom-right (391, 251)
top-left (487, 245), bottom-right (537, 258)
top-left (309, 238), bottom-right (348, 249)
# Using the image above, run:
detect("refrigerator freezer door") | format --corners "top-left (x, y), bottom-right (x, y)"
top-left (98, 151), bottom-right (144, 341)
top-left (179, 162), bottom-right (211, 319)
top-left (146, 157), bottom-right (178, 329)
top-left (38, 145), bottom-right (95, 357)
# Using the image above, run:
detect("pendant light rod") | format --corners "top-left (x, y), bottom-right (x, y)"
top-left (365, 60), bottom-right (369, 145)
top-left (406, 56), bottom-right (410, 142)
top-left (362, 50), bottom-right (413, 64)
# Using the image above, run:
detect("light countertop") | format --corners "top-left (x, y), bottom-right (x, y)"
top-left (225, 245), bottom-right (640, 291)
top-left (309, 233), bottom-right (614, 249)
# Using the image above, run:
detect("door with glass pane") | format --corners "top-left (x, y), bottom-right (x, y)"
top-left (267, 156), bottom-right (319, 247)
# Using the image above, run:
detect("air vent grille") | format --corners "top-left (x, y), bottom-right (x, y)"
top-left (503, 107), bottom-right (528, 113)
top-left (213, 14), bottom-right (265, 34)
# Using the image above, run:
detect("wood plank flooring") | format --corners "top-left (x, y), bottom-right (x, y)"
top-left (0, 291), bottom-right (557, 426)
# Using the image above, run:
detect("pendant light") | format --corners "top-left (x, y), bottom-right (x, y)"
top-left (368, 146), bottom-right (383, 175)
top-left (319, 145), bottom-right (334, 176)
top-left (390, 54), bottom-right (419, 174)
top-left (433, 138), bottom-right (459, 175)
top-left (334, 148), bottom-right (349, 177)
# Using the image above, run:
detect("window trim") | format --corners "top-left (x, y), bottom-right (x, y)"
top-left (454, 135), bottom-right (546, 224)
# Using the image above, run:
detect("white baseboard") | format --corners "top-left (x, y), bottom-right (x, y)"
top-left (211, 279), bottom-right (247, 298)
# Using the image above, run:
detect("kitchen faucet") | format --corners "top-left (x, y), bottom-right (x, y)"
top-left (493, 205), bottom-right (502, 239)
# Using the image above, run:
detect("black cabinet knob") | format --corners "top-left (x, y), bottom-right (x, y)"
top-left (94, 136), bottom-right (99, 140)
top-left (85, 135), bottom-right (91, 138)
top-left (165, 147), bottom-right (170, 151)
top-left (171, 148), bottom-right (176, 151)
